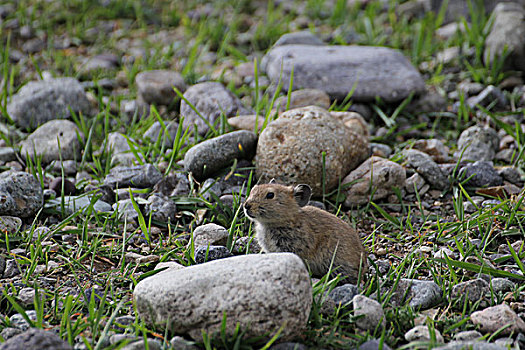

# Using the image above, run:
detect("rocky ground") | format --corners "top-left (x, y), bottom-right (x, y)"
top-left (1, 0), bottom-right (525, 349)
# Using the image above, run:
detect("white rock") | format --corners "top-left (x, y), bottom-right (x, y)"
top-left (353, 295), bottom-right (386, 332)
top-left (134, 253), bottom-right (312, 341)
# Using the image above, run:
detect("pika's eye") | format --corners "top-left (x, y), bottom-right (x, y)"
top-left (265, 192), bottom-right (274, 199)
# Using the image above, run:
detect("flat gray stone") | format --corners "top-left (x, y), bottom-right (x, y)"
top-left (134, 253), bottom-right (311, 341)
top-left (104, 164), bottom-right (163, 189)
top-left (184, 130), bottom-right (257, 180)
top-left (401, 149), bottom-right (449, 190)
top-left (262, 45), bottom-right (425, 103)
top-left (0, 171), bottom-right (43, 218)
top-left (181, 82), bottom-right (251, 135)
top-left (20, 119), bottom-right (84, 163)
top-left (342, 156), bottom-right (406, 206)
top-left (135, 70), bottom-right (186, 106)
top-left (6, 77), bottom-right (92, 130)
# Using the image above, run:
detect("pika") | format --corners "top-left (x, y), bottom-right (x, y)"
top-left (243, 182), bottom-right (367, 283)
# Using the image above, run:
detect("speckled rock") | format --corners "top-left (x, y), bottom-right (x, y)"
top-left (329, 111), bottom-right (369, 137)
top-left (434, 341), bottom-right (507, 350)
top-left (451, 278), bottom-right (489, 303)
top-left (194, 245), bottom-right (233, 263)
top-left (181, 82), bottom-right (251, 135)
top-left (353, 295), bottom-right (386, 332)
top-left (184, 130), bottom-right (257, 180)
top-left (454, 330), bottom-right (483, 341)
top-left (412, 139), bottom-right (451, 163)
top-left (145, 194), bottom-right (177, 222)
top-left (342, 156), bottom-right (406, 206)
top-left (191, 223), bottom-right (229, 247)
top-left (135, 70), bottom-right (186, 106)
top-left (459, 161), bottom-right (503, 188)
top-left (405, 325), bottom-right (444, 343)
top-left (328, 284), bottom-right (358, 306)
top-left (401, 149), bottom-right (449, 189)
top-left (20, 119), bottom-right (83, 163)
top-left (6, 77), bottom-right (92, 130)
top-left (0, 216), bottom-right (22, 234)
top-left (0, 171), bottom-right (43, 218)
top-left (358, 339), bottom-right (393, 350)
top-left (274, 89), bottom-right (331, 112)
top-left (256, 106), bottom-right (369, 196)
top-left (490, 278), bottom-right (515, 294)
top-left (134, 253), bottom-right (312, 341)
top-left (391, 279), bottom-right (443, 310)
top-left (0, 328), bottom-right (72, 350)
top-left (104, 164), bottom-right (163, 189)
top-left (471, 304), bottom-right (525, 335)
top-left (262, 45), bottom-right (425, 103)
top-left (484, 2), bottom-right (525, 72)
top-left (456, 126), bottom-right (499, 161)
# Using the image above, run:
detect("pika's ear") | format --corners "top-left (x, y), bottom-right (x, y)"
top-left (269, 178), bottom-right (276, 184)
top-left (293, 184), bottom-right (312, 207)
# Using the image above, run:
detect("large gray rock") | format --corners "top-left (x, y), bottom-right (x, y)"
top-left (20, 120), bottom-right (84, 163)
top-left (6, 77), bottom-right (92, 130)
top-left (256, 106), bottom-right (369, 196)
top-left (0, 328), bottom-right (72, 350)
top-left (456, 126), bottom-right (499, 162)
top-left (342, 156), bottom-right (406, 206)
top-left (459, 161), bottom-right (503, 187)
top-left (135, 70), bottom-right (186, 106)
top-left (484, 2), bottom-right (525, 72)
top-left (181, 82), bottom-right (251, 135)
top-left (134, 253), bottom-right (311, 341)
top-left (184, 130), bottom-right (257, 180)
top-left (262, 45), bottom-right (425, 103)
top-left (0, 171), bottom-right (43, 218)
top-left (401, 149), bottom-right (449, 189)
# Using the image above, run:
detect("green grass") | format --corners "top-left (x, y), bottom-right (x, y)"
top-left (1, 0), bottom-right (525, 349)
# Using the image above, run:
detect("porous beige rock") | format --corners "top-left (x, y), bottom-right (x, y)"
top-left (256, 106), bottom-right (369, 196)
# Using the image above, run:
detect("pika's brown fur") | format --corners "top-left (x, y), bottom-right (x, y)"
top-left (244, 183), bottom-right (367, 283)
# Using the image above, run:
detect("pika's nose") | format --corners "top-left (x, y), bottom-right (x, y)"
top-left (244, 202), bottom-right (251, 210)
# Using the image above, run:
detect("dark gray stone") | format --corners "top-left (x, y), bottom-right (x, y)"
top-left (6, 77), bottom-right (92, 130)
top-left (145, 194), bottom-right (176, 222)
top-left (484, 2), bottom-right (525, 72)
top-left (181, 82), bottom-right (251, 135)
top-left (0, 255), bottom-right (5, 278)
top-left (0, 171), bottom-right (43, 218)
top-left (459, 161), bottom-right (503, 187)
top-left (0, 328), bottom-right (71, 350)
top-left (153, 172), bottom-right (190, 197)
top-left (456, 126), bottom-right (499, 162)
top-left (135, 70), bottom-right (186, 106)
top-left (328, 284), bottom-right (358, 306)
top-left (273, 31), bottom-right (324, 47)
top-left (194, 245), bottom-right (233, 263)
top-left (490, 278), bottom-right (516, 294)
top-left (391, 278), bottom-right (443, 310)
top-left (498, 166), bottom-right (522, 185)
top-left (402, 149), bottom-right (449, 189)
top-left (104, 164), bottom-right (163, 189)
top-left (184, 130), bottom-right (257, 181)
top-left (0, 148), bottom-right (17, 162)
top-left (262, 45), bottom-right (425, 103)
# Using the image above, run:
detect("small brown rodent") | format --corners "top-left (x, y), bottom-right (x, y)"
top-left (243, 182), bottom-right (368, 283)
